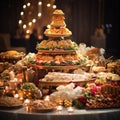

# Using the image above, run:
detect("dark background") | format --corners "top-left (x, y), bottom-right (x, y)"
top-left (0, 0), bottom-right (119, 57)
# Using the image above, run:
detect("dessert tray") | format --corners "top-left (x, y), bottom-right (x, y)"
top-left (45, 34), bottom-right (72, 37)
top-left (39, 71), bottom-right (96, 87)
top-left (29, 64), bottom-right (84, 70)
top-left (39, 79), bottom-right (95, 87)
top-left (28, 100), bottom-right (56, 113)
top-left (0, 50), bottom-right (25, 63)
top-left (0, 96), bottom-right (23, 109)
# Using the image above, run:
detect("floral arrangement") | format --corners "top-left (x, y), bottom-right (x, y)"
top-left (49, 82), bottom-right (103, 109)
top-left (72, 83), bottom-right (101, 109)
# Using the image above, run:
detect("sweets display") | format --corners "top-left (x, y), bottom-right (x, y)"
top-left (0, 50), bottom-right (25, 63)
top-left (28, 100), bottom-right (56, 112)
top-left (41, 72), bottom-right (93, 82)
top-left (31, 9), bottom-right (87, 69)
top-left (0, 9), bottom-right (120, 112)
top-left (0, 96), bottom-right (23, 107)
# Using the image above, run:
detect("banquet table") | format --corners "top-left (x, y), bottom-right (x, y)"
top-left (0, 107), bottom-right (120, 120)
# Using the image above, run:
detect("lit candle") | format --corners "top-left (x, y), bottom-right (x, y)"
top-left (19, 97), bottom-right (24, 101)
top-left (44, 95), bottom-right (50, 101)
top-left (5, 86), bottom-right (9, 91)
top-left (57, 105), bottom-right (63, 111)
top-left (24, 99), bottom-right (30, 106)
top-left (25, 106), bottom-right (29, 112)
top-left (67, 107), bottom-right (74, 113)
top-left (14, 94), bottom-right (19, 99)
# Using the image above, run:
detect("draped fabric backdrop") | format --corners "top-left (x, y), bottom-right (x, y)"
top-left (56, 0), bottom-right (102, 46)
top-left (0, 0), bottom-right (103, 46)
top-left (0, 0), bottom-right (24, 34)
top-left (71, 0), bottom-right (99, 45)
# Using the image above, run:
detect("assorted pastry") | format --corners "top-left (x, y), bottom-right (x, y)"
top-left (44, 27), bottom-right (72, 36)
top-left (51, 14), bottom-right (66, 27)
top-left (86, 92), bottom-right (120, 109)
top-left (36, 38), bottom-right (78, 50)
top-left (0, 96), bottom-right (23, 107)
top-left (28, 100), bottom-right (56, 112)
top-left (0, 50), bottom-right (25, 63)
top-left (41, 72), bottom-right (93, 82)
top-left (35, 54), bottom-right (87, 66)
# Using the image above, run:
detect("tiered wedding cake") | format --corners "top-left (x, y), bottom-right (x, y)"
top-left (35, 9), bottom-right (87, 69)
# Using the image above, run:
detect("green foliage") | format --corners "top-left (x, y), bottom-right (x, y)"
top-left (28, 57), bottom-right (36, 64)
top-left (72, 100), bottom-right (85, 109)
top-left (21, 82), bottom-right (37, 90)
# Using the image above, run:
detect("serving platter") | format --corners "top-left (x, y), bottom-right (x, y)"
top-left (29, 64), bottom-right (84, 71)
top-left (39, 79), bottom-right (95, 87)
top-left (45, 33), bottom-right (72, 37)
top-left (0, 96), bottom-right (23, 109)
top-left (37, 50), bottom-right (76, 55)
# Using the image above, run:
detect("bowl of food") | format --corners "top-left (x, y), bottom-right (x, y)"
top-left (20, 82), bottom-right (42, 99)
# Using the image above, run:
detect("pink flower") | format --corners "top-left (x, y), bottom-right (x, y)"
top-left (87, 83), bottom-right (97, 89)
top-left (90, 89), bottom-right (97, 96)
top-left (86, 83), bottom-right (101, 96)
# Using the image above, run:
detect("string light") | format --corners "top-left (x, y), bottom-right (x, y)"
top-left (26, 30), bottom-right (30, 34)
top-left (28, 22), bottom-right (32, 26)
top-left (38, 1), bottom-right (42, 5)
top-left (20, 11), bottom-right (24, 16)
top-left (19, 0), bottom-right (56, 37)
top-left (32, 19), bottom-right (36, 23)
top-left (53, 5), bottom-right (56, 9)
top-left (23, 24), bottom-right (26, 29)
top-left (47, 3), bottom-right (51, 7)
top-left (18, 20), bottom-right (22, 24)
top-left (27, 2), bottom-right (31, 6)
top-left (23, 5), bottom-right (26, 9)
top-left (38, 12), bottom-right (42, 17)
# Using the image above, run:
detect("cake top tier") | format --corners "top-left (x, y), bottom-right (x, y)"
top-left (53, 9), bottom-right (64, 15)
top-left (44, 9), bottom-right (72, 37)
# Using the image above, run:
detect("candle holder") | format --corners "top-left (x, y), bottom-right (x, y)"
top-left (24, 99), bottom-right (30, 106)
top-left (25, 106), bottom-right (29, 112)
top-left (57, 105), bottom-right (63, 112)
top-left (67, 106), bottom-right (74, 113)
top-left (19, 97), bottom-right (24, 101)
top-left (14, 93), bottom-right (19, 99)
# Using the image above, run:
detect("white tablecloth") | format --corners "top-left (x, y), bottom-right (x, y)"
top-left (0, 107), bottom-right (120, 120)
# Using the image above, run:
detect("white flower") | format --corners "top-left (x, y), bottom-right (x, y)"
top-left (56, 85), bottom-right (65, 91)
top-left (64, 83), bottom-right (75, 90)
top-left (100, 48), bottom-right (105, 55)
